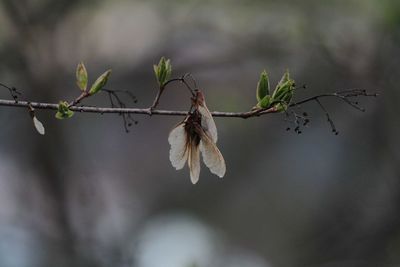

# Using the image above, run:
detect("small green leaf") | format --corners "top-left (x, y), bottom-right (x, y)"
top-left (55, 101), bottom-right (74, 119)
top-left (257, 95), bottom-right (271, 109)
top-left (271, 78), bottom-right (295, 112)
top-left (153, 65), bottom-right (159, 81)
top-left (154, 57), bottom-right (172, 87)
top-left (275, 69), bottom-right (290, 91)
top-left (76, 62), bottom-right (88, 91)
top-left (256, 70), bottom-right (270, 102)
top-left (88, 69), bottom-right (112, 95)
top-left (165, 59), bottom-right (172, 82)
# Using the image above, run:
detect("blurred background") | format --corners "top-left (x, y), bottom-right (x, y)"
top-left (0, 0), bottom-right (398, 266)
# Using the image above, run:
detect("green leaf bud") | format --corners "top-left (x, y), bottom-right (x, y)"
top-left (76, 62), bottom-right (88, 91)
top-left (88, 69), bottom-right (112, 95)
top-left (256, 70), bottom-right (270, 102)
top-left (55, 101), bottom-right (74, 119)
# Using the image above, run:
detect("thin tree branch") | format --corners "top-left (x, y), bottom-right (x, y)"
top-left (0, 90), bottom-right (377, 118)
top-left (315, 98), bottom-right (339, 135)
top-left (101, 88), bottom-right (138, 132)
top-left (150, 74), bottom-right (196, 111)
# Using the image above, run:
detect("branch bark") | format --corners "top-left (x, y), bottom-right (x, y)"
top-left (0, 90), bottom-right (377, 119)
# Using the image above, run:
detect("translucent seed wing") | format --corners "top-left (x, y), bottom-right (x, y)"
top-left (188, 141), bottom-right (201, 184)
top-left (33, 116), bottom-right (45, 135)
top-left (199, 133), bottom-right (226, 178)
top-left (168, 123), bottom-right (189, 170)
top-left (198, 104), bottom-right (218, 143)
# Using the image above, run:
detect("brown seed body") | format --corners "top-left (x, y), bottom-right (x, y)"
top-left (168, 91), bottom-right (226, 184)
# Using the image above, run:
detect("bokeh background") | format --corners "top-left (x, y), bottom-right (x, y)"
top-left (0, 0), bottom-right (398, 266)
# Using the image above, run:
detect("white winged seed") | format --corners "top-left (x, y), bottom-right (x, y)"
top-left (168, 91), bottom-right (225, 184)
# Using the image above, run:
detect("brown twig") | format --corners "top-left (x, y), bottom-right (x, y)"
top-left (0, 90), bottom-right (377, 119)
top-left (150, 74), bottom-right (197, 111)
top-left (101, 88), bottom-right (138, 132)
top-left (69, 91), bottom-right (89, 106)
